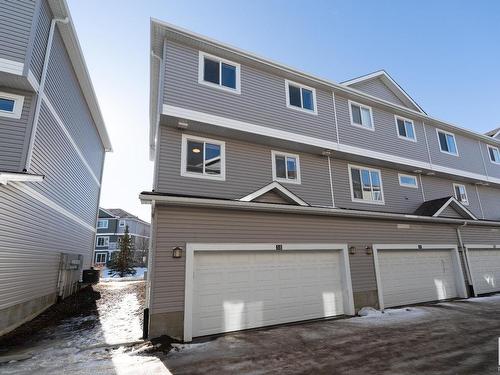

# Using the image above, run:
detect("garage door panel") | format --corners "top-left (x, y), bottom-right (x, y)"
top-left (468, 249), bottom-right (500, 295)
top-left (192, 250), bottom-right (346, 337)
top-left (378, 249), bottom-right (459, 308)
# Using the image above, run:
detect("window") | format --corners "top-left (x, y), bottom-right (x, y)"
top-left (271, 151), bottom-right (301, 184)
top-left (181, 134), bottom-right (226, 180)
top-left (487, 145), bottom-right (500, 164)
top-left (348, 100), bottom-right (373, 130)
top-left (437, 129), bottom-right (458, 156)
top-left (349, 165), bottom-right (384, 204)
top-left (398, 173), bottom-right (418, 188)
top-left (119, 220), bottom-right (126, 228)
top-left (198, 52), bottom-right (240, 93)
top-left (395, 116), bottom-right (416, 141)
top-left (97, 219), bottom-right (108, 229)
top-left (0, 92), bottom-right (24, 119)
top-left (453, 183), bottom-right (469, 205)
top-left (285, 80), bottom-right (317, 114)
top-left (96, 236), bottom-right (109, 247)
top-left (95, 252), bottom-right (107, 264)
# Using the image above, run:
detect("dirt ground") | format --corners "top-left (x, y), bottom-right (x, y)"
top-left (166, 296), bottom-right (500, 375)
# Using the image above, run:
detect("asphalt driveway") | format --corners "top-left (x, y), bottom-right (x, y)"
top-left (165, 295), bottom-right (500, 375)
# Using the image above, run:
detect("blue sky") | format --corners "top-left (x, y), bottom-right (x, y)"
top-left (67, 0), bottom-right (500, 221)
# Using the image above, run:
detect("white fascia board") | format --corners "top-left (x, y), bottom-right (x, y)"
top-left (433, 197), bottom-right (477, 220)
top-left (139, 193), bottom-right (500, 227)
top-left (0, 58), bottom-right (24, 75)
top-left (0, 172), bottom-right (44, 185)
top-left (150, 20), bottom-right (500, 147)
top-left (239, 181), bottom-right (309, 206)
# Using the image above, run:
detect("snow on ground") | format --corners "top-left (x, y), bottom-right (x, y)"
top-left (349, 306), bottom-right (429, 325)
top-left (100, 267), bottom-right (147, 282)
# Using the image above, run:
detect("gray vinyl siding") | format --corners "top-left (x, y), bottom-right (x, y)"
top-left (334, 95), bottom-right (430, 163)
top-left (0, 182), bottom-right (95, 311)
top-left (425, 123), bottom-right (486, 175)
top-left (150, 206), bottom-right (459, 315)
top-left (0, 0), bottom-right (35, 64)
top-left (440, 206), bottom-right (463, 219)
top-left (476, 185), bottom-right (500, 221)
top-left (0, 89), bottom-right (34, 172)
top-left (331, 158), bottom-right (424, 214)
top-left (44, 28), bottom-right (104, 176)
top-left (27, 101), bottom-right (100, 226)
top-left (163, 41), bottom-right (337, 142)
top-left (253, 190), bottom-right (290, 204)
top-left (420, 175), bottom-right (483, 219)
top-left (29, 0), bottom-right (51, 81)
top-left (348, 78), bottom-right (408, 108)
top-left (480, 141), bottom-right (500, 179)
top-left (461, 226), bottom-right (500, 245)
top-left (157, 127), bottom-right (333, 207)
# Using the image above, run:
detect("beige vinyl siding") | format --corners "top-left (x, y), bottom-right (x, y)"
top-left (150, 206), bottom-right (459, 315)
top-left (348, 78), bottom-right (408, 108)
top-left (461, 226), bottom-right (500, 245)
top-left (163, 41), bottom-right (337, 143)
top-left (156, 127), bottom-right (333, 207)
top-left (253, 190), bottom-right (291, 204)
top-left (334, 95), bottom-right (430, 162)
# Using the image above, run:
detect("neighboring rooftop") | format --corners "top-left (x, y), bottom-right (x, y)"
top-left (99, 207), bottom-right (150, 224)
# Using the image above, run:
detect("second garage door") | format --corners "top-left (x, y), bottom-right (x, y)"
top-left (192, 249), bottom-right (350, 338)
top-left (375, 247), bottom-right (465, 309)
top-left (466, 246), bottom-right (500, 295)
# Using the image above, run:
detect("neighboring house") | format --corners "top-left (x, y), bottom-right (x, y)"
top-left (0, 0), bottom-right (111, 336)
top-left (142, 20), bottom-right (500, 342)
top-left (94, 208), bottom-right (150, 266)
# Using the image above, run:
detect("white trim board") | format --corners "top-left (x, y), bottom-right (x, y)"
top-left (239, 181), bottom-right (308, 206)
top-left (162, 105), bottom-right (500, 187)
top-left (0, 172), bottom-right (44, 185)
top-left (183, 242), bottom-right (354, 342)
top-left (372, 244), bottom-right (468, 310)
top-left (433, 197), bottom-right (477, 220)
top-left (11, 182), bottom-right (95, 232)
top-left (0, 57), bottom-right (24, 75)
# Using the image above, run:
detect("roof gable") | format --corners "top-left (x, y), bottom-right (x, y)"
top-left (414, 197), bottom-right (477, 220)
top-left (99, 208), bottom-right (116, 218)
top-left (341, 70), bottom-right (425, 114)
top-left (239, 182), bottom-right (309, 206)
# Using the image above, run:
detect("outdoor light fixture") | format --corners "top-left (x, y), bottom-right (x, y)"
top-left (192, 148), bottom-right (201, 153)
top-left (365, 245), bottom-right (372, 255)
top-left (172, 246), bottom-right (183, 258)
top-left (349, 246), bottom-right (356, 255)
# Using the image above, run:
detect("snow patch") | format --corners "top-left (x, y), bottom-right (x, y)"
top-left (100, 267), bottom-right (147, 282)
top-left (357, 307), bottom-right (382, 317)
top-left (350, 307), bottom-right (428, 325)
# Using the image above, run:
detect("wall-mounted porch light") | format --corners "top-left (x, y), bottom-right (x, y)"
top-left (172, 246), bottom-right (183, 258)
top-left (365, 245), bottom-right (373, 255)
top-left (349, 246), bottom-right (356, 255)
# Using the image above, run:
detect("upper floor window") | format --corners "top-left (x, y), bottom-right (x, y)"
top-left (271, 151), bottom-right (301, 184)
top-left (437, 129), bottom-right (458, 156)
top-left (453, 183), bottom-right (469, 205)
top-left (119, 220), bottom-right (126, 228)
top-left (348, 100), bottom-right (373, 130)
top-left (198, 52), bottom-right (241, 94)
top-left (487, 145), bottom-right (500, 164)
top-left (96, 236), bottom-right (109, 247)
top-left (285, 80), bottom-right (317, 114)
top-left (97, 219), bottom-right (108, 229)
top-left (0, 92), bottom-right (24, 119)
top-left (181, 134), bottom-right (226, 181)
top-left (349, 164), bottom-right (384, 204)
top-left (395, 116), bottom-right (416, 141)
top-left (398, 173), bottom-right (418, 188)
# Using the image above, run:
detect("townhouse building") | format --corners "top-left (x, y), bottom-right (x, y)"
top-left (94, 208), bottom-right (150, 265)
top-left (0, 0), bottom-right (111, 335)
top-left (142, 19), bottom-right (500, 341)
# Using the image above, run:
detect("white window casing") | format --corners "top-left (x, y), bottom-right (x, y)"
top-left (96, 236), bottom-right (109, 247)
top-left (487, 145), bottom-right (500, 164)
top-left (198, 51), bottom-right (241, 94)
top-left (0, 92), bottom-right (24, 119)
top-left (453, 183), bottom-right (469, 205)
top-left (398, 173), bottom-right (418, 188)
top-left (97, 219), bottom-right (108, 229)
top-left (181, 134), bottom-right (226, 181)
top-left (348, 164), bottom-right (385, 205)
top-left (271, 150), bottom-right (301, 184)
top-left (437, 129), bottom-right (459, 156)
top-left (285, 79), bottom-right (318, 115)
top-left (348, 100), bottom-right (374, 131)
top-left (395, 115), bottom-right (417, 142)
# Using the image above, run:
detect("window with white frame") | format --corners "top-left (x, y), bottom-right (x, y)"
top-left (453, 183), bottom-right (469, 205)
top-left (198, 52), bottom-right (240, 93)
top-left (96, 236), bottom-right (109, 247)
top-left (285, 80), bottom-right (317, 114)
top-left (119, 220), bottom-right (126, 228)
top-left (95, 252), bottom-right (107, 264)
top-left (181, 134), bottom-right (225, 180)
top-left (437, 129), bottom-right (458, 156)
top-left (0, 92), bottom-right (24, 119)
top-left (487, 145), bottom-right (500, 164)
top-left (349, 100), bottom-right (373, 130)
top-left (398, 173), bottom-right (418, 188)
top-left (349, 165), bottom-right (384, 203)
top-left (97, 219), bottom-right (108, 229)
top-left (395, 116), bottom-right (416, 141)
top-left (271, 151), bottom-right (301, 184)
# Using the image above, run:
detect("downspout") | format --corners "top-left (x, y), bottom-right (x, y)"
top-left (326, 154), bottom-right (335, 207)
top-left (151, 49), bottom-right (164, 192)
top-left (456, 222), bottom-right (474, 296)
top-left (25, 17), bottom-right (69, 172)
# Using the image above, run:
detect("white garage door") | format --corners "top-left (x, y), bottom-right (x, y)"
top-left (192, 250), bottom-right (346, 337)
top-left (467, 248), bottom-right (500, 295)
top-left (377, 249), bottom-right (459, 308)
